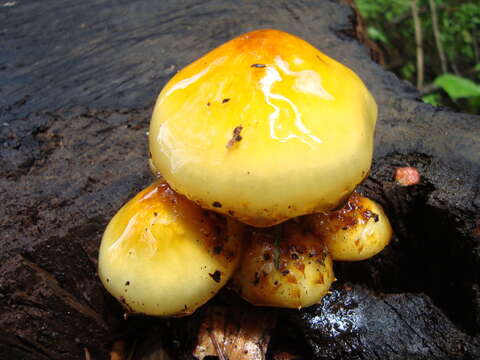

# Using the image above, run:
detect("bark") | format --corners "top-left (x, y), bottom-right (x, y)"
top-left (292, 285), bottom-right (480, 359)
top-left (1, 0), bottom-right (479, 359)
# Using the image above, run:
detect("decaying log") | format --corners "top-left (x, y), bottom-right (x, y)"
top-left (292, 285), bottom-right (480, 359)
top-left (1, 0), bottom-right (479, 359)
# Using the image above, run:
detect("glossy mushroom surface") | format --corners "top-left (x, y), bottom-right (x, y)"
top-left (303, 193), bottom-right (392, 261)
top-left (149, 29), bottom-right (377, 227)
top-left (232, 221), bottom-right (334, 309)
top-left (98, 181), bottom-right (244, 316)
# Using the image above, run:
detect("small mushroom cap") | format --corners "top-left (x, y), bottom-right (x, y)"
top-left (98, 181), bottom-right (243, 316)
top-left (149, 29), bottom-right (377, 227)
top-left (232, 221), bottom-right (335, 309)
top-left (303, 193), bottom-right (392, 261)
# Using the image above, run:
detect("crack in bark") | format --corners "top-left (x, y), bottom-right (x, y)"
top-left (21, 257), bottom-right (108, 331)
top-left (383, 297), bottom-right (442, 359)
top-left (15, 335), bottom-right (58, 360)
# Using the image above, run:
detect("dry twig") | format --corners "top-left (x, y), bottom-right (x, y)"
top-left (428, 0), bottom-right (448, 73)
top-left (411, 0), bottom-right (424, 89)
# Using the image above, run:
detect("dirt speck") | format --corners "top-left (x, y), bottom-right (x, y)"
top-left (226, 125), bottom-right (243, 148)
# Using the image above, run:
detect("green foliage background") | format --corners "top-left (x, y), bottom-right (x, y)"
top-left (356, 0), bottom-right (480, 114)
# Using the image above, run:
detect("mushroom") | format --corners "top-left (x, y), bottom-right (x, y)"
top-left (100, 29), bottom-right (390, 314)
top-left (149, 29), bottom-right (377, 227)
top-left (302, 192), bottom-right (392, 261)
top-left (232, 221), bottom-right (334, 309)
top-left (98, 181), bottom-right (244, 316)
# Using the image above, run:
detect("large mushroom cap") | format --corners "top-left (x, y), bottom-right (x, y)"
top-left (150, 29), bottom-right (377, 227)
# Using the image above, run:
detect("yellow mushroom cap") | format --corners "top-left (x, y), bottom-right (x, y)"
top-left (232, 221), bottom-right (335, 309)
top-left (98, 181), bottom-right (244, 316)
top-left (149, 29), bottom-right (377, 227)
top-left (303, 193), bottom-right (392, 261)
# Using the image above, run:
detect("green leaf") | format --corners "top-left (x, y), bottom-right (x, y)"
top-left (434, 74), bottom-right (480, 100)
top-left (367, 26), bottom-right (388, 43)
top-left (400, 63), bottom-right (415, 80)
top-left (422, 94), bottom-right (441, 107)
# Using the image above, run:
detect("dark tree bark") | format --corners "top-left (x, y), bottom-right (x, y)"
top-left (1, 1), bottom-right (479, 359)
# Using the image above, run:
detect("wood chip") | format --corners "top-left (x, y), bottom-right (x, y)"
top-left (273, 352), bottom-right (300, 360)
top-left (110, 340), bottom-right (127, 360)
top-left (84, 347), bottom-right (92, 360)
top-left (193, 306), bottom-right (277, 360)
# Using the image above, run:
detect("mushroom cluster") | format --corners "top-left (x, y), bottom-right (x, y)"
top-left (98, 29), bottom-right (392, 316)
